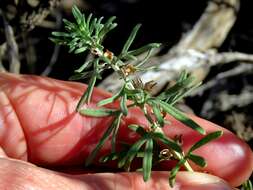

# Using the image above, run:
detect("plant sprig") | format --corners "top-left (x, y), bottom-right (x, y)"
top-left (51, 5), bottom-right (223, 187)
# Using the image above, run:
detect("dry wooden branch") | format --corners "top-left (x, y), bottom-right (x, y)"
top-left (208, 52), bottom-right (253, 65)
top-left (41, 10), bottom-right (62, 76)
top-left (226, 112), bottom-right (253, 141)
top-left (171, 0), bottom-right (239, 52)
top-left (0, 9), bottom-right (21, 74)
top-left (0, 44), bottom-right (7, 72)
top-left (5, 24), bottom-right (20, 74)
top-left (20, 0), bottom-right (61, 31)
top-left (99, 48), bottom-right (253, 95)
top-left (99, 0), bottom-right (241, 94)
top-left (201, 85), bottom-right (253, 118)
top-left (191, 63), bottom-right (253, 96)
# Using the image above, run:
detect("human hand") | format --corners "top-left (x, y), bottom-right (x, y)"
top-left (0, 73), bottom-right (252, 189)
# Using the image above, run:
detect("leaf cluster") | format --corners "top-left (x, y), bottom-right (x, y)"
top-left (50, 5), bottom-right (117, 54)
top-left (51, 5), bottom-right (160, 110)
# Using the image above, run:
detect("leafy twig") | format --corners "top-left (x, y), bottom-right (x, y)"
top-left (41, 10), bottom-right (62, 76)
top-left (51, 5), bottom-right (223, 187)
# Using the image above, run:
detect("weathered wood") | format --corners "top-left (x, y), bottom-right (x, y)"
top-left (99, 0), bottom-right (241, 94)
top-left (172, 0), bottom-right (239, 52)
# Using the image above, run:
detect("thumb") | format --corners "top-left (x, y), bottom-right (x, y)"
top-left (0, 150), bottom-right (234, 190)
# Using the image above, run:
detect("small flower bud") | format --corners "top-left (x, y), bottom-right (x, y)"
top-left (103, 49), bottom-right (114, 61)
top-left (132, 77), bottom-right (144, 89)
top-left (121, 64), bottom-right (137, 77)
top-left (160, 149), bottom-right (173, 160)
top-left (144, 80), bottom-right (157, 92)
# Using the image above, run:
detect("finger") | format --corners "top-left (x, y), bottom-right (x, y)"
top-left (0, 88), bottom-right (27, 160)
top-left (0, 73), bottom-right (252, 187)
top-left (0, 156), bottom-right (234, 190)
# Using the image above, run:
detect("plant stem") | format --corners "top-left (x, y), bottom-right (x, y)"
top-left (173, 151), bottom-right (193, 172)
top-left (100, 51), bottom-right (194, 172)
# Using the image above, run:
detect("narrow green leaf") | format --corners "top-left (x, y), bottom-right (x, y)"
top-left (72, 5), bottom-right (83, 25)
top-left (97, 16), bottom-right (104, 26)
top-left (135, 48), bottom-right (153, 68)
top-left (74, 46), bottom-right (88, 54)
top-left (136, 151), bottom-right (145, 158)
top-left (97, 86), bottom-right (124, 107)
top-left (178, 70), bottom-right (188, 82)
top-left (124, 88), bottom-right (143, 95)
top-left (51, 32), bottom-right (70, 37)
top-left (99, 23), bottom-right (118, 42)
top-left (169, 159), bottom-right (186, 187)
top-left (121, 24), bottom-right (141, 54)
top-left (69, 37), bottom-right (80, 44)
top-left (49, 38), bottom-right (65, 45)
top-left (149, 102), bottom-right (164, 127)
top-left (89, 17), bottom-right (97, 34)
top-left (106, 16), bottom-right (117, 25)
top-left (99, 152), bottom-right (119, 163)
top-left (187, 153), bottom-right (206, 167)
top-left (169, 82), bottom-right (201, 105)
top-left (158, 100), bottom-right (205, 135)
top-left (69, 71), bottom-right (92, 80)
top-left (79, 108), bottom-right (117, 117)
top-left (128, 124), bottom-right (146, 136)
top-left (242, 180), bottom-right (253, 190)
top-left (128, 43), bottom-right (161, 56)
top-left (75, 60), bottom-right (93, 73)
top-left (103, 16), bottom-right (117, 29)
top-left (76, 72), bottom-right (97, 110)
top-left (68, 38), bottom-right (78, 47)
top-left (95, 17), bottom-right (104, 35)
top-left (111, 114), bottom-right (122, 152)
top-left (152, 132), bottom-right (182, 153)
top-left (99, 55), bottom-right (111, 65)
top-left (97, 91), bottom-right (121, 106)
top-left (188, 131), bottom-right (223, 153)
top-left (85, 119), bottom-right (118, 166)
top-left (86, 13), bottom-right (93, 30)
top-left (157, 76), bottom-right (195, 101)
top-left (99, 151), bottom-right (126, 163)
top-left (120, 93), bottom-right (128, 116)
top-left (121, 53), bottom-right (137, 61)
top-left (136, 168), bottom-right (143, 172)
top-left (62, 18), bottom-right (76, 30)
top-left (143, 138), bottom-right (153, 181)
top-left (69, 45), bottom-right (76, 53)
top-left (76, 59), bottom-right (100, 110)
top-left (118, 137), bottom-right (147, 169)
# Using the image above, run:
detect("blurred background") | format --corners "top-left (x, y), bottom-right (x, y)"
top-left (0, 0), bottom-right (252, 163)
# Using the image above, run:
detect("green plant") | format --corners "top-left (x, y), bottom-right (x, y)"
top-left (51, 5), bottom-right (223, 187)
